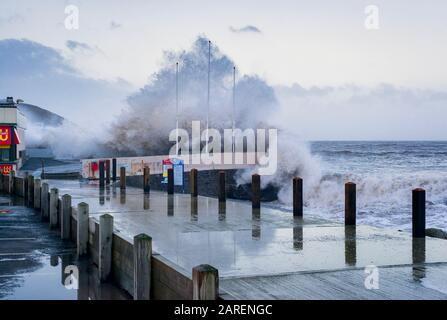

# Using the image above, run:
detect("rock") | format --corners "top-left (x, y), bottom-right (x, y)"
top-left (426, 228), bottom-right (447, 240)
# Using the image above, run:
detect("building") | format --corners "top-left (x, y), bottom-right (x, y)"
top-left (0, 97), bottom-right (26, 174)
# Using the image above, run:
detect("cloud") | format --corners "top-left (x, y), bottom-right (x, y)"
top-left (110, 21), bottom-right (122, 30)
top-left (0, 38), bottom-right (133, 129)
top-left (229, 25), bottom-right (262, 34)
top-left (274, 83), bottom-right (447, 140)
top-left (66, 40), bottom-right (93, 52)
top-left (0, 13), bottom-right (24, 26)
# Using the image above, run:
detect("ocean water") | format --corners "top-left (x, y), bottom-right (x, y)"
top-left (276, 141), bottom-right (447, 231)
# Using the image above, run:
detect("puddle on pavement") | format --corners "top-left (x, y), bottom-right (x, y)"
top-left (0, 253), bottom-right (131, 300)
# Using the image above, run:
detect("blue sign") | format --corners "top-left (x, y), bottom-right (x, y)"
top-left (161, 158), bottom-right (184, 187)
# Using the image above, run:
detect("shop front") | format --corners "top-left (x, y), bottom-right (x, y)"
top-left (0, 97), bottom-right (26, 174)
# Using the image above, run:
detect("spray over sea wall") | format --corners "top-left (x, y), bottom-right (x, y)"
top-left (106, 36), bottom-right (322, 196)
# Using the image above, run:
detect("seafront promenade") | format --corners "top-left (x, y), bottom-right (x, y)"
top-left (2, 174), bottom-right (447, 300)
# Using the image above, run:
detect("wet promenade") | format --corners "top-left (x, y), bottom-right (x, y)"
top-left (0, 194), bottom-right (130, 300)
top-left (38, 179), bottom-right (447, 299)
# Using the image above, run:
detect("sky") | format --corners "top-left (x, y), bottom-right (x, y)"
top-left (0, 0), bottom-right (447, 139)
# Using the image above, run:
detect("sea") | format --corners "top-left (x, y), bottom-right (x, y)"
top-left (39, 141), bottom-right (447, 232)
top-left (277, 141), bottom-right (447, 231)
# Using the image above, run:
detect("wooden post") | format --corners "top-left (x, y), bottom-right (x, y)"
top-left (120, 167), bottom-right (126, 190)
top-left (193, 264), bottom-right (219, 300)
top-left (105, 160), bottom-right (111, 185)
top-left (412, 188), bottom-right (426, 238)
top-left (1, 174), bottom-right (4, 192)
top-left (3, 174), bottom-right (8, 193)
top-left (99, 214), bottom-right (114, 282)
top-left (4, 174), bottom-right (9, 193)
top-left (252, 174), bottom-right (261, 209)
top-left (190, 169), bottom-right (198, 197)
top-left (345, 182), bottom-right (356, 226)
top-left (167, 168), bottom-right (174, 195)
top-left (24, 172), bottom-right (29, 205)
top-left (49, 188), bottom-right (59, 229)
top-left (99, 161), bottom-right (105, 188)
top-left (20, 177), bottom-right (25, 197)
top-left (77, 202), bottom-right (89, 257)
top-left (41, 183), bottom-right (49, 219)
top-left (112, 158), bottom-right (117, 182)
top-left (9, 171), bottom-right (14, 194)
top-left (34, 179), bottom-right (41, 210)
top-left (61, 194), bottom-right (72, 240)
top-left (58, 198), bottom-right (62, 229)
top-left (218, 171), bottom-right (226, 203)
top-left (293, 177), bottom-right (303, 217)
top-left (28, 175), bottom-right (34, 208)
top-left (143, 166), bottom-right (150, 193)
top-left (133, 234), bottom-right (152, 300)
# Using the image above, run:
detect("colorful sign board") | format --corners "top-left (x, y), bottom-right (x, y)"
top-left (162, 158), bottom-right (184, 186)
top-left (0, 164), bottom-right (14, 175)
top-left (0, 126), bottom-right (11, 145)
top-left (82, 156), bottom-right (166, 179)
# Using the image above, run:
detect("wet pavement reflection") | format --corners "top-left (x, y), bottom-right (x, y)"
top-left (0, 198), bottom-right (131, 300)
top-left (0, 252), bottom-right (130, 300)
top-left (344, 226), bottom-right (357, 267)
top-left (29, 181), bottom-right (447, 278)
top-left (293, 218), bottom-right (303, 251)
top-left (412, 238), bottom-right (426, 281)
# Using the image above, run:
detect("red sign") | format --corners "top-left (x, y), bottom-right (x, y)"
top-left (0, 164), bottom-right (14, 175)
top-left (0, 126), bottom-right (11, 145)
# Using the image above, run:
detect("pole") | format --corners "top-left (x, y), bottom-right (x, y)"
top-left (99, 214), bottom-right (114, 281)
top-left (193, 264), bottom-right (219, 300)
top-left (77, 203), bottom-right (89, 257)
top-left (99, 161), bottom-right (105, 188)
top-left (112, 158), bottom-right (117, 182)
top-left (133, 234), bottom-right (152, 300)
top-left (176, 61), bottom-right (179, 156)
top-left (190, 168), bottom-right (198, 197)
top-left (218, 171), bottom-right (226, 203)
top-left (143, 166), bottom-right (150, 194)
top-left (345, 182), bottom-right (356, 226)
top-left (252, 174), bottom-right (261, 209)
top-left (293, 177), bottom-right (303, 217)
top-left (61, 194), bottom-right (72, 240)
top-left (120, 167), bottom-right (126, 190)
top-left (49, 188), bottom-right (59, 229)
top-left (206, 40), bottom-right (211, 153)
top-left (167, 168), bottom-right (174, 195)
top-left (105, 160), bottom-right (111, 185)
top-left (232, 66), bottom-right (236, 153)
top-left (412, 188), bottom-right (426, 238)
